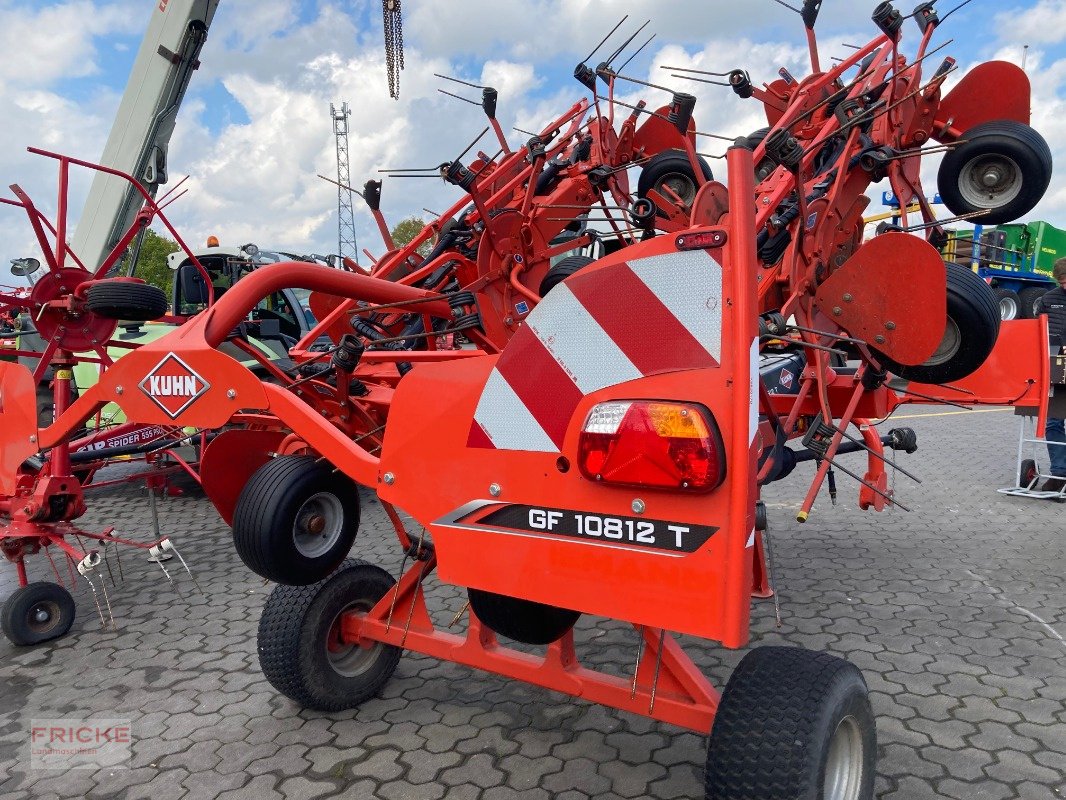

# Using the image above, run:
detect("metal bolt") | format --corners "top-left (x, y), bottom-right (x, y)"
top-left (680, 409), bottom-right (688, 416)
top-left (843, 293), bottom-right (853, 302)
top-left (505, 317), bottom-right (514, 325)
top-left (833, 306), bottom-right (842, 316)
top-left (875, 335), bottom-right (887, 344)
top-left (29, 435), bottom-right (36, 443)
top-left (885, 321), bottom-right (896, 330)
top-left (383, 472), bottom-right (395, 485)
top-left (489, 483), bottom-right (502, 497)
top-left (116, 386), bottom-right (124, 395)
top-left (632, 499), bottom-right (645, 514)
top-left (227, 389), bottom-right (236, 399)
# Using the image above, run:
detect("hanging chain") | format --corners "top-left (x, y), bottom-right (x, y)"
top-left (383, 0), bottom-right (404, 99)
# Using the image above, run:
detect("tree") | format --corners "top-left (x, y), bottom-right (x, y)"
top-left (126, 227), bottom-right (180, 295)
top-left (390, 217), bottom-right (434, 257)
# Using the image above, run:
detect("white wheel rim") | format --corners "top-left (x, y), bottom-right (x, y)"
top-left (325, 600), bottom-right (379, 677)
top-left (923, 317), bottom-right (962, 367)
top-left (292, 492), bottom-right (345, 558)
top-left (656, 172), bottom-right (697, 205)
top-left (998, 295), bottom-right (1018, 320)
top-left (824, 715), bottom-right (864, 800)
top-left (957, 153), bottom-right (1022, 210)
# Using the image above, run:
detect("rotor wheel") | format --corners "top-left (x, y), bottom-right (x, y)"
top-left (258, 559), bottom-right (401, 711)
top-left (637, 149), bottom-right (714, 217)
top-left (539, 255), bottom-right (596, 297)
top-left (704, 646), bottom-right (876, 800)
top-left (1, 581), bottom-right (76, 646)
top-left (233, 455), bottom-right (360, 585)
top-left (937, 120), bottom-right (1052, 225)
top-left (467, 589), bottom-right (580, 645)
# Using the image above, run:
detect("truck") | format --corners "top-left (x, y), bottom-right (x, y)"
top-left (940, 220), bottom-right (1063, 320)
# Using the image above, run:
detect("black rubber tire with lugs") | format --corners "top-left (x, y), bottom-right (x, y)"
top-left (258, 559), bottom-right (401, 711)
top-left (705, 646), bottom-right (875, 800)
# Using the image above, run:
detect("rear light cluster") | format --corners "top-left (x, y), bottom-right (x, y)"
top-left (577, 400), bottom-right (726, 492)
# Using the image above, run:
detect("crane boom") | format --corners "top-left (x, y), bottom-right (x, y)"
top-left (71, 0), bottom-right (220, 271)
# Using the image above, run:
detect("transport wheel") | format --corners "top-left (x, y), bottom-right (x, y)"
top-left (704, 646), bottom-right (875, 800)
top-left (233, 455), bottom-right (360, 585)
top-left (1018, 286), bottom-right (1047, 320)
top-left (258, 559), bottom-right (401, 711)
top-left (467, 589), bottom-right (580, 645)
top-left (992, 287), bottom-right (1020, 321)
top-left (881, 262), bottom-right (999, 384)
top-left (937, 120), bottom-right (1052, 224)
top-left (1020, 458), bottom-right (1038, 488)
top-left (84, 281), bottom-right (168, 321)
top-left (539, 255), bottom-right (595, 297)
top-left (637, 149), bottom-right (714, 216)
top-left (1, 582), bottom-right (76, 646)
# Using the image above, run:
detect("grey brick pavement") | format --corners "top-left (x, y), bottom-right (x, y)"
top-left (0, 407), bottom-right (1063, 798)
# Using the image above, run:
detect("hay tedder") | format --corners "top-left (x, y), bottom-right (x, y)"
top-left (0, 2), bottom-right (1056, 796)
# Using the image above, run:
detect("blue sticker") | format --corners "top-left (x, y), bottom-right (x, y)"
top-left (806, 212), bottom-right (818, 229)
top-left (515, 301), bottom-right (530, 315)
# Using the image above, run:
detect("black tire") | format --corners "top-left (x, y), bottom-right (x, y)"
top-left (705, 646), bottom-right (876, 800)
top-left (1020, 458), bottom-right (1038, 488)
top-left (85, 281), bottom-right (168, 321)
top-left (882, 262), bottom-right (1000, 384)
top-left (258, 559), bottom-right (401, 711)
top-left (468, 589), bottom-right (580, 645)
top-left (637, 149), bottom-right (714, 216)
top-left (992, 287), bottom-right (1021, 321)
top-left (746, 127), bottom-right (779, 183)
top-left (938, 121), bottom-right (1052, 225)
top-left (539, 255), bottom-right (595, 297)
top-left (2, 582), bottom-right (76, 645)
top-left (233, 455), bottom-right (360, 585)
top-left (1019, 286), bottom-right (1048, 320)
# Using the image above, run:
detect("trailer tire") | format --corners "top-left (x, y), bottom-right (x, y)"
top-left (233, 455), bottom-right (360, 585)
top-left (637, 149), bottom-right (713, 217)
top-left (258, 559), bottom-right (400, 711)
top-left (468, 589), bottom-right (580, 645)
top-left (84, 281), bottom-right (168, 321)
top-left (2, 582), bottom-right (76, 646)
top-left (938, 120), bottom-right (1052, 225)
top-left (880, 262), bottom-right (999, 384)
top-left (539, 255), bottom-right (595, 297)
top-left (705, 646), bottom-right (875, 800)
top-left (1019, 286), bottom-right (1047, 319)
top-left (992, 287), bottom-right (1021, 321)
top-left (1020, 458), bottom-right (1038, 488)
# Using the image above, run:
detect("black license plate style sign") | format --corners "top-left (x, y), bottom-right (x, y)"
top-left (472, 504), bottom-right (718, 554)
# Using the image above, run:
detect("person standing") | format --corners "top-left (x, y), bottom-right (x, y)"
top-left (1036, 259), bottom-right (1066, 491)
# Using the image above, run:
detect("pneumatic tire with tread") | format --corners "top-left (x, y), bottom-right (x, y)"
top-left (258, 559), bottom-right (401, 711)
top-left (468, 589), bottom-right (580, 645)
top-left (881, 261), bottom-right (1000, 384)
top-left (2, 581), bottom-right (76, 646)
top-left (705, 646), bottom-right (875, 800)
top-left (85, 281), bottom-right (168, 321)
top-left (1019, 286), bottom-right (1047, 319)
top-left (233, 455), bottom-right (360, 585)
top-left (637, 149), bottom-right (714, 216)
top-left (937, 120), bottom-right (1052, 224)
top-left (539, 255), bottom-right (595, 297)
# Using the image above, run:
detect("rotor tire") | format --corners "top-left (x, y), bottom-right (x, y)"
top-left (539, 255), bottom-right (596, 297)
top-left (881, 262), bottom-right (1000, 384)
top-left (258, 559), bottom-right (401, 711)
top-left (1, 582), bottom-right (76, 646)
top-left (84, 281), bottom-right (168, 321)
top-left (1018, 286), bottom-right (1048, 320)
top-left (937, 121), bottom-right (1052, 225)
top-left (704, 646), bottom-right (876, 800)
top-left (468, 589), bottom-right (580, 645)
top-left (233, 455), bottom-right (360, 585)
top-left (992, 287), bottom-right (1021, 321)
top-left (637, 149), bottom-right (714, 217)
top-left (746, 127), bottom-right (779, 183)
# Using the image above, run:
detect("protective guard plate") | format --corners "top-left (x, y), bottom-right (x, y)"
top-left (935, 61), bottom-right (1031, 135)
top-left (814, 232), bottom-right (946, 366)
top-left (0, 362), bottom-right (39, 496)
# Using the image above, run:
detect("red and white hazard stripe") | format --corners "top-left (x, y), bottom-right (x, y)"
top-left (468, 249), bottom-right (724, 452)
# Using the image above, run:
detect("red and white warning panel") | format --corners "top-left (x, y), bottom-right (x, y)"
top-left (379, 208), bottom-right (760, 646)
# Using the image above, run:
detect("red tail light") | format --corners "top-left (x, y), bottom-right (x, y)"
top-left (577, 401), bottom-right (726, 492)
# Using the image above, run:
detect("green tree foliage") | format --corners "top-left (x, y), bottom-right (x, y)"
top-left (390, 217), bottom-right (433, 257)
top-left (128, 227), bottom-right (180, 295)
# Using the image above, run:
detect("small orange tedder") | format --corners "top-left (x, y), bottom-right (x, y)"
top-left (0, 3), bottom-right (1056, 797)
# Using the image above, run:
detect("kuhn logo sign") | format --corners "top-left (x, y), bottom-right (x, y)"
top-left (138, 354), bottom-right (209, 419)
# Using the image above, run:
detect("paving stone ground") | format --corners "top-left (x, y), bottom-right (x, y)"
top-left (0, 406), bottom-right (1063, 799)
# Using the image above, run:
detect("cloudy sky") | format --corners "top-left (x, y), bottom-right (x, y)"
top-left (0, 0), bottom-right (1062, 269)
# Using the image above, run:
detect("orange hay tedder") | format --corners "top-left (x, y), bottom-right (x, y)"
top-left (0, 2), bottom-right (1055, 797)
